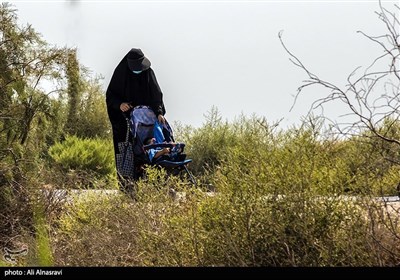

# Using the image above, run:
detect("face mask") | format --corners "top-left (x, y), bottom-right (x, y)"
top-left (132, 70), bottom-right (142, 74)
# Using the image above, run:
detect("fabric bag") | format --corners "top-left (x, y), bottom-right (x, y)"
top-left (116, 141), bottom-right (134, 178)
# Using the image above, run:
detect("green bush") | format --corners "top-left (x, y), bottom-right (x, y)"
top-left (48, 136), bottom-right (114, 176)
top-left (46, 113), bottom-right (400, 266)
top-left (183, 107), bottom-right (238, 174)
top-left (51, 167), bottom-right (400, 266)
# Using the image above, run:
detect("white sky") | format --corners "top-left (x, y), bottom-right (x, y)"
top-left (7, 0), bottom-right (399, 128)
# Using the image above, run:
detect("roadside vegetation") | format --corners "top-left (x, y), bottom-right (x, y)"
top-left (1, 2), bottom-right (399, 266)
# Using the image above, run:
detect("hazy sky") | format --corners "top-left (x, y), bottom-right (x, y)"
top-left (8, 0), bottom-right (398, 128)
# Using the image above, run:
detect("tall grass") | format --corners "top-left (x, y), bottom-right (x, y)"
top-left (33, 202), bottom-right (53, 266)
top-left (47, 115), bottom-right (400, 266)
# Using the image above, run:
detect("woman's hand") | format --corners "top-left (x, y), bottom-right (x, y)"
top-left (158, 114), bottom-right (166, 125)
top-left (120, 102), bottom-right (132, 112)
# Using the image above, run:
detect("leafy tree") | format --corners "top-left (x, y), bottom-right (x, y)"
top-left (64, 49), bottom-right (81, 135)
top-left (0, 3), bottom-right (68, 148)
top-left (0, 2), bottom-right (111, 250)
top-left (78, 75), bottom-right (111, 139)
top-left (0, 2), bottom-right (68, 247)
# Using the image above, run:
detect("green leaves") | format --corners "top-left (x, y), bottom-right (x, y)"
top-left (49, 136), bottom-right (114, 176)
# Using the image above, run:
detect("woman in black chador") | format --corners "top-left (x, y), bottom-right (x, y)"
top-left (106, 48), bottom-right (166, 192)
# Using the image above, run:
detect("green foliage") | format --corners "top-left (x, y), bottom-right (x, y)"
top-left (63, 50), bottom-right (111, 139)
top-left (1, 1), bottom-right (400, 267)
top-left (52, 168), bottom-right (400, 266)
top-left (182, 112), bottom-right (399, 196)
top-left (196, 192), bottom-right (368, 266)
top-left (64, 49), bottom-right (82, 135)
top-left (50, 116), bottom-right (400, 266)
top-left (0, 3), bottom-right (68, 189)
top-left (0, 4), bottom-right (111, 253)
top-left (53, 192), bottom-right (140, 266)
top-left (74, 75), bottom-right (111, 139)
top-left (48, 136), bottom-right (114, 176)
top-left (33, 203), bottom-right (53, 266)
top-left (183, 107), bottom-right (237, 173)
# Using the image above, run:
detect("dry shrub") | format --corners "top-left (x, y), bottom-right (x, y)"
top-left (49, 167), bottom-right (400, 266)
top-left (51, 169), bottom-right (203, 266)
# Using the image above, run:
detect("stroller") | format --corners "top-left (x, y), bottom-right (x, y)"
top-left (125, 106), bottom-right (196, 184)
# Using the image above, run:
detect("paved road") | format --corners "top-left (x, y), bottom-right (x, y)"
top-left (376, 196), bottom-right (399, 203)
top-left (39, 189), bottom-right (400, 204)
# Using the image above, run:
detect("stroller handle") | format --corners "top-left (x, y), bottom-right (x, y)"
top-left (143, 143), bottom-right (175, 151)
